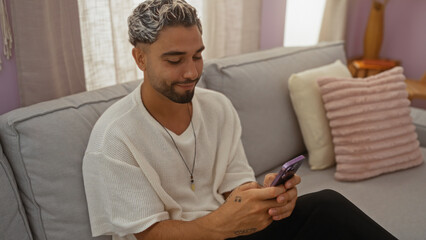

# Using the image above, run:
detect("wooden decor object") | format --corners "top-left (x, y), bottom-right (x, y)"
top-left (363, 0), bottom-right (389, 59)
top-left (348, 59), bottom-right (398, 77)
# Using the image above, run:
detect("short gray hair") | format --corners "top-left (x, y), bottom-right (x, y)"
top-left (128, 0), bottom-right (202, 46)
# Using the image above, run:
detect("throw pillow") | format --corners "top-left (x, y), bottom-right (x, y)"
top-left (317, 67), bottom-right (424, 181)
top-left (288, 60), bottom-right (352, 170)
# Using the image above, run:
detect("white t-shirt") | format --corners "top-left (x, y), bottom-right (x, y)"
top-left (83, 83), bottom-right (256, 239)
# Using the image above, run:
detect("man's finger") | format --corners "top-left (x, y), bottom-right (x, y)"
top-left (254, 186), bottom-right (286, 200)
top-left (238, 181), bottom-right (261, 192)
top-left (269, 194), bottom-right (298, 219)
top-left (284, 174), bottom-right (301, 190)
top-left (277, 187), bottom-right (298, 203)
top-left (263, 173), bottom-right (278, 187)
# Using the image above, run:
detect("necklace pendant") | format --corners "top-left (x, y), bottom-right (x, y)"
top-left (190, 176), bottom-right (195, 191)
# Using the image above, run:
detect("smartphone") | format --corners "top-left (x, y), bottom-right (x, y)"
top-left (271, 155), bottom-right (305, 187)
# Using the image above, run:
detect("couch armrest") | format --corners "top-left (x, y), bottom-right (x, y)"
top-left (411, 107), bottom-right (426, 147)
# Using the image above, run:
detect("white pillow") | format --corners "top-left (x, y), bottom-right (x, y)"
top-left (288, 60), bottom-right (352, 170)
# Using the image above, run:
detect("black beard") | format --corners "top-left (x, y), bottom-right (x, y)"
top-left (161, 78), bottom-right (199, 104)
top-left (167, 88), bottom-right (195, 103)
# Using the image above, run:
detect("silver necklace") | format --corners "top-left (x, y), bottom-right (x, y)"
top-left (158, 104), bottom-right (197, 191)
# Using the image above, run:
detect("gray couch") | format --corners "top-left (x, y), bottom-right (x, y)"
top-left (1, 42), bottom-right (425, 240)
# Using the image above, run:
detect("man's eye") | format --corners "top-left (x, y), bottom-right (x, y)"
top-left (167, 60), bottom-right (181, 64)
top-left (193, 56), bottom-right (202, 60)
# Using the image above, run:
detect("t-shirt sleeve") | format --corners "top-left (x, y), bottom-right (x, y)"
top-left (217, 100), bottom-right (256, 194)
top-left (83, 151), bottom-right (169, 237)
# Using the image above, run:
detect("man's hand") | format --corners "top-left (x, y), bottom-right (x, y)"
top-left (263, 173), bottom-right (301, 221)
top-left (207, 181), bottom-right (288, 238)
top-left (136, 178), bottom-right (301, 240)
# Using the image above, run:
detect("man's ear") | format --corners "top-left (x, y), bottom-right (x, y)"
top-left (132, 46), bottom-right (146, 71)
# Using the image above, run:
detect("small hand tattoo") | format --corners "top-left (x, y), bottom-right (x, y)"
top-left (234, 196), bottom-right (242, 203)
top-left (234, 228), bottom-right (257, 235)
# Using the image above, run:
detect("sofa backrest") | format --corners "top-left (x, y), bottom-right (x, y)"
top-left (0, 81), bottom-right (139, 240)
top-left (0, 42), bottom-right (348, 239)
top-left (202, 42), bottom-right (347, 175)
top-left (0, 143), bottom-right (32, 240)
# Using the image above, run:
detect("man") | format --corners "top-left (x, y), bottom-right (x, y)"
top-left (83, 1), bottom-right (396, 239)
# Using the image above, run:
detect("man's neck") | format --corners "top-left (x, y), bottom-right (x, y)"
top-left (141, 82), bottom-right (193, 135)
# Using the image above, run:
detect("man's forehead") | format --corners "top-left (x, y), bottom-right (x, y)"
top-left (151, 25), bottom-right (204, 55)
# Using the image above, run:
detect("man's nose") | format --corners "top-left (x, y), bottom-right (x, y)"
top-left (183, 60), bottom-right (199, 80)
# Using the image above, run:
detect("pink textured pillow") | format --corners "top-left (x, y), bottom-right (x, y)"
top-left (317, 67), bottom-right (423, 181)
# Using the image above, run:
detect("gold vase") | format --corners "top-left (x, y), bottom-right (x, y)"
top-left (363, 0), bottom-right (387, 59)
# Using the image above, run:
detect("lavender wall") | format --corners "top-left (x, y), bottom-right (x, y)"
top-left (345, 0), bottom-right (426, 108)
top-left (260, 0), bottom-right (426, 80)
top-left (0, 0), bottom-right (19, 115)
top-left (260, 0), bottom-right (286, 50)
top-left (346, 0), bottom-right (426, 79)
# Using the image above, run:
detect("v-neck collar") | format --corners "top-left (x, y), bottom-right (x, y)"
top-left (135, 83), bottom-right (198, 137)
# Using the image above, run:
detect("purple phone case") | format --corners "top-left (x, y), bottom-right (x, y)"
top-left (271, 155), bottom-right (305, 186)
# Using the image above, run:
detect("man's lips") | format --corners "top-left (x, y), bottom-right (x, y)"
top-left (176, 82), bottom-right (195, 90)
top-left (173, 80), bottom-right (198, 90)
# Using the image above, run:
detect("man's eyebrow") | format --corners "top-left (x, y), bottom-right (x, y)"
top-left (161, 46), bottom-right (205, 57)
top-left (161, 51), bottom-right (185, 57)
top-left (196, 46), bottom-right (205, 53)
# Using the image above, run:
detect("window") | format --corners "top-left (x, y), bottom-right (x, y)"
top-left (284, 0), bottom-right (326, 47)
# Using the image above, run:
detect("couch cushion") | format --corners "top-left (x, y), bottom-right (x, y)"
top-left (256, 146), bottom-right (426, 239)
top-left (317, 67), bottom-right (423, 181)
top-left (202, 42), bottom-right (348, 175)
top-left (0, 143), bottom-right (32, 240)
top-left (296, 147), bottom-right (426, 240)
top-left (0, 81), bottom-right (139, 240)
top-left (288, 60), bottom-right (352, 170)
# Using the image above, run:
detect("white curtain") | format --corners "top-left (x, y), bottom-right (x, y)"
top-left (9, 0), bottom-right (86, 106)
top-left (77, 0), bottom-right (143, 91)
top-left (78, 0), bottom-right (262, 90)
top-left (318, 0), bottom-right (349, 42)
top-left (0, 0), bottom-right (12, 71)
top-left (202, 0), bottom-right (262, 59)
